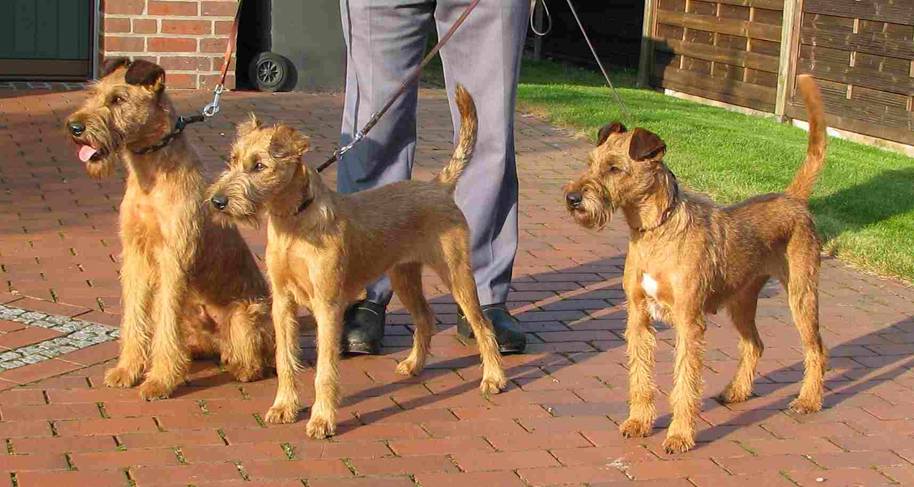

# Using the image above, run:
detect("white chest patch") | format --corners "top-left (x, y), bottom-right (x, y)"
top-left (641, 273), bottom-right (659, 299)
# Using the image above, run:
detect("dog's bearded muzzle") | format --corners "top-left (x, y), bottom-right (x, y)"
top-left (67, 115), bottom-right (121, 179)
top-left (564, 179), bottom-right (613, 230)
top-left (206, 175), bottom-right (264, 228)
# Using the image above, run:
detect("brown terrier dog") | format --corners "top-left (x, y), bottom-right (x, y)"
top-left (563, 75), bottom-right (828, 453)
top-left (65, 59), bottom-right (274, 400)
top-left (207, 86), bottom-right (507, 439)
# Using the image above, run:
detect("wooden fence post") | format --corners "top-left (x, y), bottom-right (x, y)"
top-left (637, 0), bottom-right (657, 88)
top-left (775, 0), bottom-right (801, 121)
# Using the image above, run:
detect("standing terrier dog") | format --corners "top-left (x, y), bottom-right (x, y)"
top-left (563, 75), bottom-right (828, 453)
top-left (65, 59), bottom-right (274, 399)
top-left (208, 86), bottom-right (507, 438)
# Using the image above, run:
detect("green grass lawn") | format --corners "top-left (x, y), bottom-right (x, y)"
top-left (512, 60), bottom-right (914, 282)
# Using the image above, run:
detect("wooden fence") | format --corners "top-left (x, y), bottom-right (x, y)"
top-left (641, 0), bottom-right (914, 147)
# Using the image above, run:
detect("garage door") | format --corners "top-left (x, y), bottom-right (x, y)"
top-left (0, 0), bottom-right (94, 80)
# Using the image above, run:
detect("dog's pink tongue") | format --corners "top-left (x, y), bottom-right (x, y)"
top-left (78, 145), bottom-right (98, 162)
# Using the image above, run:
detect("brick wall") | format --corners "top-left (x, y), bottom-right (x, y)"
top-left (101, 0), bottom-right (238, 90)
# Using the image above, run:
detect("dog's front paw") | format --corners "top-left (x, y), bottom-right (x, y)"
top-left (104, 366), bottom-right (141, 388)
top-left (789, 396), bottom-right (822, 414)
top-left (718, 383), bottom-right (753, 404)
top-left (479, 375), bottom-right (507, 397)
top-left (619, 418), bottom-right (653, 438)
top-left (264, 404), bottom-right (300, 424)
top-left (395, 358), bottom-right (423, 377)
top-left (662, 433), bottom-right (695, 454)
top-left (138, 378), bottom-right (174, 401)
top-left (306, 415), bottom-right (336, 439)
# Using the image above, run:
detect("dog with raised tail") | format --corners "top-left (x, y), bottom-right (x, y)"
top-left (564, 74), bottom-right (829, 453)
top-left (208, 85), bottom-right (507, 439)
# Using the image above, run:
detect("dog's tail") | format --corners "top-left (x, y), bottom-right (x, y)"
top-left (435, 84), bottom-right (478, 189)
top-left (785, 75), bottom-right (827, 202)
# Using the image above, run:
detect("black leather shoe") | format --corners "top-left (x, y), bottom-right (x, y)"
top-left (457, 304), bottom-right (526, 354)
top-left (341, 300), bottom-right (386, 355)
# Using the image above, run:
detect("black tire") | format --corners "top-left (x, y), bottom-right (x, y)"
top-left (248, 52), bottom-right (294, 92)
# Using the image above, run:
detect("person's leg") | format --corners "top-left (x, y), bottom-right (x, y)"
top-left (435, 0), bottom-right (530, 353)
top-left (339, 0), bottom-right (434, 306)
top-left (434, 0), bottom-right (529, 307)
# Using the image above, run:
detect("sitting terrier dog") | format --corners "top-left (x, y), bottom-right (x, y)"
top-left (207, 85), bottom-right (507, 438)
top-left (563, 75), bottom-right (828, 453)
top-left (65, 59), bottom-right (274, 399)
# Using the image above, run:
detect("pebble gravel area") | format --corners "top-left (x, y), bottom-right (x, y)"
top-left (0, 304), bottom-right (118, 371)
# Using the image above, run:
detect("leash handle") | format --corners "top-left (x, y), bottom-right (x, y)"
top-left (529, 0), bottom-right (552, 37)
top-left (317, 0), bottom-right (481, 173)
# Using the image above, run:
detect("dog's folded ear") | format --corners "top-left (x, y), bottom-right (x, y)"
top-left (269, 125), bottom-right (311, 160)
top-left (628, 128), bottom-right (666, 162)
top-left (597, 122), bottom-right (627, 146)
top-left (125, 60), bottom-right (166, 93)
top-left (236, 113), bottom-right (263, 139)
top-left (100, 57), bottom-right (132, 78)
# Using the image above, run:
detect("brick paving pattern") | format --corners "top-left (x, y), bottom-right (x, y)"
top-left (0, 85), bottom-right (913, 486)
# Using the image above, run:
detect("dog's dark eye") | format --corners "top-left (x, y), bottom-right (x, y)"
top-left (110, 95), bottom-right (124, 105)
top-left (608, 166), bottom-right (622, 174)
top-left (251, 162), bottom-right (266, 173)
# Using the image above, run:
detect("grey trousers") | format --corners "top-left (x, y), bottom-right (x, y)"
top-left (338, 0), bottom-right (530, 307)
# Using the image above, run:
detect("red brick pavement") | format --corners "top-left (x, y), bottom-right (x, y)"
top-left (1, 86), bottom-right (913, 486)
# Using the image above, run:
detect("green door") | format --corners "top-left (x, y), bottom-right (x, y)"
top-left (0, 0), bottom-right (93, 80)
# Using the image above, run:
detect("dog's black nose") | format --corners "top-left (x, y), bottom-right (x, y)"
top-left (566, 191), bottom-right (583, 208)
top-left (211, 195), bottom-right (229, 210)
top-left (68, 121), bottom-right (85, 137)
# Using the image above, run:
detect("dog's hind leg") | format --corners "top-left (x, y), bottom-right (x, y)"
top-left (719, 277), bottom-right (767, 404)
top-left (181, 305), bottom-right (219, 359)
top-left (433, 233), bottom-right (506, 397)
top-left (105, 253), bottom-right (155, 388)
top-left (782, 230), bottom-right (826, 414)
top-left (222, 300), bottom-right (271, 383)
top-left (390, 263), bottom-right (435, 377)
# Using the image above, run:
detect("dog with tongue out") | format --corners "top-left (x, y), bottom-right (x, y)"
top-left (65, 58), bottom-right (173, 178)
top-left (78, 144), bottom-right (99, 163)
top-left (63, 58), bottom-right (275, 401)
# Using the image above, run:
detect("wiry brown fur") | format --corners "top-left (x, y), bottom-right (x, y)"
top-left (66, 59), bottom-right (274, 400)
top-left (563, 75), bottom-right (828, 453)
top-left (208, 85), bottom-right (506, 439)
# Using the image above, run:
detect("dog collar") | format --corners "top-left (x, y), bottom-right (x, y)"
top-left (132, 114), bottom-right (205, 155)
top-left (295, 194), bottom-right (313, 214)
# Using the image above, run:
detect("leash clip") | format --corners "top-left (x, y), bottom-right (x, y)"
top-left (336, 131), bottom-right (364, 159)
top-left (203, 84), bottom-right (225, 118)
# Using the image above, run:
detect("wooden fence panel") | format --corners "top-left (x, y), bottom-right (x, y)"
top-left (649, 0), bottom-right (786, 111)
top-left (786, 1), bottom-right (914, 145)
